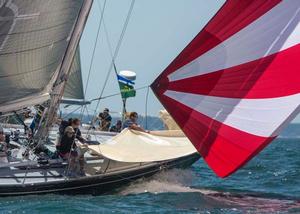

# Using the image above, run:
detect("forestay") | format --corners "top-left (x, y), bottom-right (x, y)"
top-left (151, 0), bottom-right (300, 177)
top-left (0, 0), bottom-right (84, 113)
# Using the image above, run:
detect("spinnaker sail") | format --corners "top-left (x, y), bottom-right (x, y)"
top-left (151, 0), bottom-right (300, 177)
top-left (0, 0), bottom-right (85, 113)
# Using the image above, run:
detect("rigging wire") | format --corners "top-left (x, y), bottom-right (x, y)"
top-left (95, 0), bottom-right (114, 62)
top-left (89, 85), bottom-right (149, 102)
top-left (67, 0), bottom-right (106, 174)
top-left (62, 85), bottom-right (150, 115)
top-left (74, 0), bottom-right (109, 142)
top-left (59, 0), bottom-right (116, 164)
top-left (92, 0), bottom-right (136, 123)
top-left (62, 105), bottom-right (82, 119)
top-left (63, 0), bottom-right (138, 139)
top-left (83, 0), bottom-right (107, 98)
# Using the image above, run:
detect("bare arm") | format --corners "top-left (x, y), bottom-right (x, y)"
top-left (129, 124), bottom-right (149, 133)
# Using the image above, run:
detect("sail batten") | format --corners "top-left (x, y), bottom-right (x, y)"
top-left (152, 0), bottom-right (300, 177)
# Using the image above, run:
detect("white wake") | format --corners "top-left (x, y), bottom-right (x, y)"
top-left (119, 169), bottom-right (217, 195)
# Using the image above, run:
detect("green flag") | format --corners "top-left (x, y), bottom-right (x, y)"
top-left (117, 74), bottom-right (136, 99)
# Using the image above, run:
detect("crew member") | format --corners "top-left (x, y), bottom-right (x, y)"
top-left (98, 108), bottom-right (112, 131)
top-left (110, 120), bottom-right (122, 133)
top-left (58, 118), bottom-right (86, 143)
top-left (70, 118), bottom-right (86, 143)
top-left (57, 118), bottom-right (87, 176)
top-left (122, 112), bottom-right (149, 133)
top-left (57, 126), bottom-right (77, 175)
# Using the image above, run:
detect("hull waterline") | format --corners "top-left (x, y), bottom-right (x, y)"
top-left (0, 153), bottom-right (200, 196)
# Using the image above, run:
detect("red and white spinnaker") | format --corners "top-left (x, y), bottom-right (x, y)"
top-left (151, 0), bottom-right (300, 177)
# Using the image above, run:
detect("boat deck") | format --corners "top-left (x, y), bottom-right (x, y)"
top-left (0, 151), bottom-right (200, 196)
top-left (0, 154), bottom-right (157, 186)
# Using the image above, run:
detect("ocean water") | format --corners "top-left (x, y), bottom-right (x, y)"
top-left (0, 124), bottom-right (299, 213)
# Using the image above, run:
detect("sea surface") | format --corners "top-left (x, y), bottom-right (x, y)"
top-left (0, 124), bottom-right (299, 214)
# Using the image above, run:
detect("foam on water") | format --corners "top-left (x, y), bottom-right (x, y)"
top-left (119, 169), bottom-right (200, 195)
top-left (119, 168), bottom-right (300, 213)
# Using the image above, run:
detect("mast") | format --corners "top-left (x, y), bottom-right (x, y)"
top-left (34, 0), bottom-right (93, 142)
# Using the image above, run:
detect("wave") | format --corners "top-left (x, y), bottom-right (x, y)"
top-left (277, 135), bottom-right (300, 139)
top-left (119, 169), bottom-right (300, 213)
top-left (119, 169), bottom-right (198, 195)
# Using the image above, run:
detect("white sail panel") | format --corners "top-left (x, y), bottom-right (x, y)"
top-left (168, 0), bottom-right (300, 82)
top-left (88, 129), bottom-right (197, 162)
top-left (164, 90), bottom-right (300, 137)
top-left (0, 0), bottom-right (84, 113)
top-left (152, 0), bottom-right (300, 177)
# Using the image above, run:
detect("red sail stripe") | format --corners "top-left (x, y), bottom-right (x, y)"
top-left (167, 44), bottom-right (300, 99)
top-left (159, 94), bottom-right (275, 178)
top-left (150, 0), bottom-right (300, 178)
top-left (155, 0), bottom-right (281, 81)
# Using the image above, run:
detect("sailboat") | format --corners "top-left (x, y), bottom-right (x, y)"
top-left (0, 0), bottom-right (199, 196)
top-left (0, 0), bottom-right (299, 196)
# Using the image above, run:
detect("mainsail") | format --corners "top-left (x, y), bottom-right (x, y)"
top-left (151, 0), bottom-right (300, 177)
top-left (0, 0), bottom-right (86, 113)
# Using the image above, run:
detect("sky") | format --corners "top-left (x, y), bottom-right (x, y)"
top-left (78, 0), bottom-right (300, 123)
top-left (78, 0), bottom-right (224, 118)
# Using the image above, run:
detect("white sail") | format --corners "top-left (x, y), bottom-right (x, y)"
top-left (0, 0), bottom-right (85, 113)
top-left (88, 129), bottom-right (197, 162)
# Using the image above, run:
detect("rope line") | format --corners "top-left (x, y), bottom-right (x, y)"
top-left (92, 0), bottom-right (136, 124)
top-left (83, 0), bottom-right (107, 97)
top-left (95, 0), bottom-right (114, 62)
top-left (66, 0), bottom-right (107, 176)
top-left (90, 85), bottom-right (149, 102)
